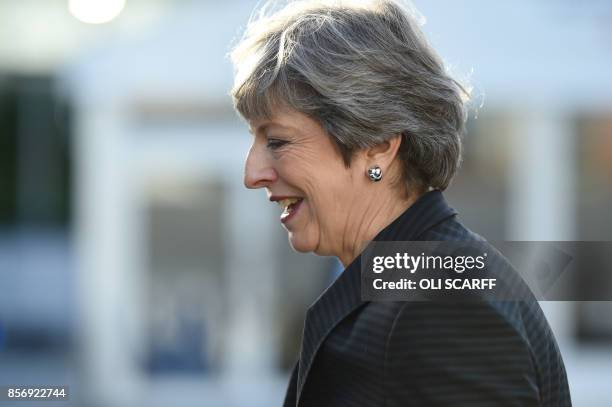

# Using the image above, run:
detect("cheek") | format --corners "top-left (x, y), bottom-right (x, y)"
top-left (306, 174), bottom-right (354, 233)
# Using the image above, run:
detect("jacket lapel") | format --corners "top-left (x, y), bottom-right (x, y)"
top-left (296, 254), bottom-right (364, 402)
top-left (294, 191), bottom-right (457, 405)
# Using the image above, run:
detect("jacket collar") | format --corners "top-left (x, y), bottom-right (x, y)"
top-left (296, 190), bottom-right (458, 402)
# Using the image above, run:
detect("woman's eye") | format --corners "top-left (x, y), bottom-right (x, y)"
top-left (266, 138), bottom-right (288, 150)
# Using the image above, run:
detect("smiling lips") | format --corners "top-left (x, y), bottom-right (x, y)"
top-left (276, 197), bottom-right (304, 223)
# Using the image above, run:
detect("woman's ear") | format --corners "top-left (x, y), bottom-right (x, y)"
top-left (364, 134), bottom-right (403, 169)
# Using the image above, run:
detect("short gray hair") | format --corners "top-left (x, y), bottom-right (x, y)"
top-left (230, 0), bottom-right (469, 193)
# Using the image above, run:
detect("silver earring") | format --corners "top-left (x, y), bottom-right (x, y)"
top-left (367, 165), bottom-right (382, 182)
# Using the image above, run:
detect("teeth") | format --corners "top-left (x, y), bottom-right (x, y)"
top-left (277, 198), bottom-right (299, 212)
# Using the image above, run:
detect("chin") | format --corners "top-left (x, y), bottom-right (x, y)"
top-left (287, 232), bottom-right (317, 254)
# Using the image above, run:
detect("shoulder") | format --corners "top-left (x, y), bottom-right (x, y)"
top-left (419, 212), bottom-right (485, 242)
top-left (413, 215), bottom-right (546, 341)
top-left (382, 299), bottom-right (541, 405)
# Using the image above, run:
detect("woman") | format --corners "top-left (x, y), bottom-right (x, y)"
top-left (230, 1), bottom-right (571, 405)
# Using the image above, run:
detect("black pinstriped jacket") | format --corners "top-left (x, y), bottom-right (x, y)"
top-left (283, 190), bottom-right (571, 406)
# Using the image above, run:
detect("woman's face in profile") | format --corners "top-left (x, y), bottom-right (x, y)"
top-left (244, 108), bottom-right (367, 257)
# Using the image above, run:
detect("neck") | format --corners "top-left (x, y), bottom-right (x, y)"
top-left (337, 190), bottom-right (422, 267)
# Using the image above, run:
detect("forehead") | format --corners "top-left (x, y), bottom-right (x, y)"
top-left (248, 108), bottom-right (323, 136)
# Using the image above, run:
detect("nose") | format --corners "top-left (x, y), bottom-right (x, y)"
top-left (244, 142), bottom-right (277, 189)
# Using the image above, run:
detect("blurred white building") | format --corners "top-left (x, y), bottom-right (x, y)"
top-left (0, 1), bottom-right (611, 406)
